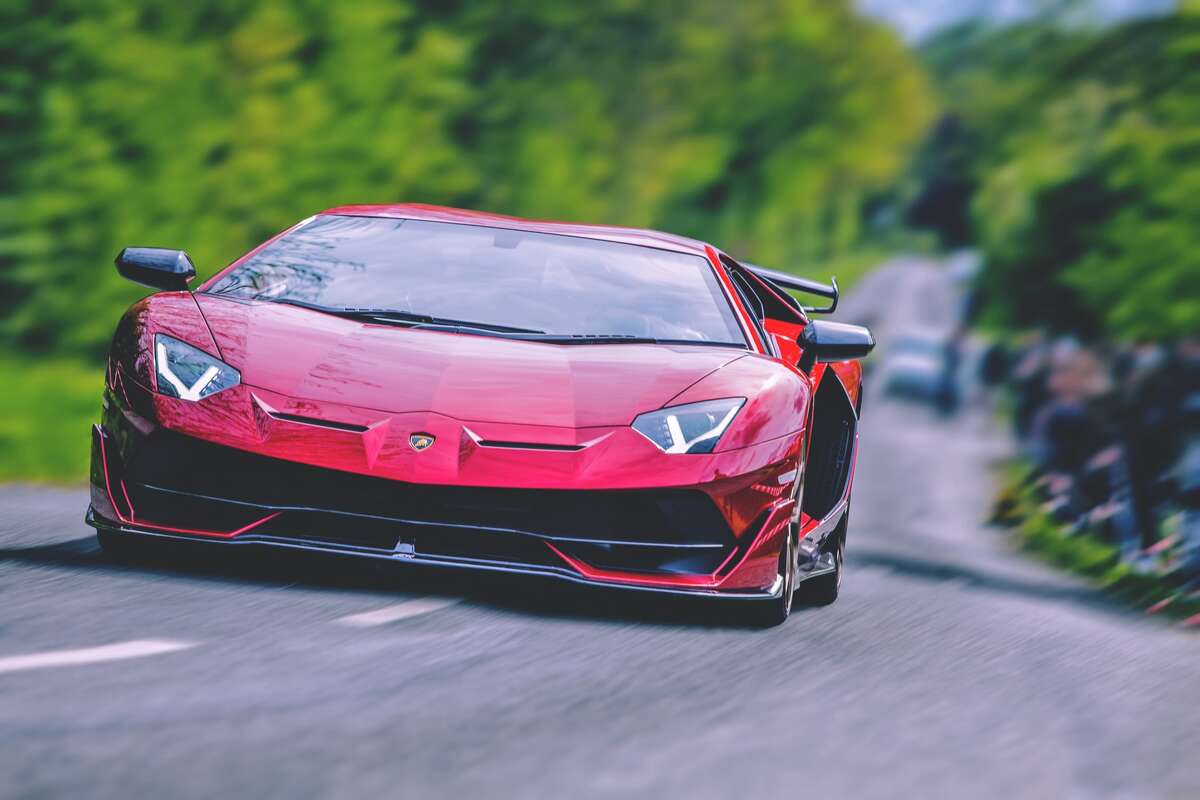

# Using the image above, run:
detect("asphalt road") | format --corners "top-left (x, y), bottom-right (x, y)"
top-left (3, 259), bottom-right (1198, 799)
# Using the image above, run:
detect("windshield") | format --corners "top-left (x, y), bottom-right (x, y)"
top-left (205, 215), bottom-right (746, 346)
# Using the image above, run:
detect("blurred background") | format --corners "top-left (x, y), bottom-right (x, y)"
top-left (1, 0), bottom-right (1196, 480)
top-left (3, 1), bottom-right (1200, 796)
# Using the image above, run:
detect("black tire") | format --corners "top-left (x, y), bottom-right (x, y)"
top-left (744, 531), bottom-right (797, 628)
top-left (796, 512), bottom-right (846, 606)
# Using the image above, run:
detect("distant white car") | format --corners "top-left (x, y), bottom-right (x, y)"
top-left (880, 330), bottom-right (951, 402)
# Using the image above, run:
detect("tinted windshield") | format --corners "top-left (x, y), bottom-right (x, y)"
top-left (206, 215), bottom-right (746, 345)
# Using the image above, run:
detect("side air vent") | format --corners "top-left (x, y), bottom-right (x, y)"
top-left (802, 375), bottom-right (857, 520)
top-left (268, 412), bottom-right (369, 434)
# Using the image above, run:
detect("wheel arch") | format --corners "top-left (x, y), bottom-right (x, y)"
top-left (801, 368), bottom-right (859, 524)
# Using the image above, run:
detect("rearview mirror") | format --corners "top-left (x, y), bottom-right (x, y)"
top-left (797, 320), bottom-right (876, 372)
top-left (115, 247), bottom-right (196, 292)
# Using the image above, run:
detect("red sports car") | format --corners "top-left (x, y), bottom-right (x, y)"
top-left (87, 205), bottom-right (874, 625)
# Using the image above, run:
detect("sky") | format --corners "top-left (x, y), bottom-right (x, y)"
top-left (858, 0), bottom-right (1176, 41)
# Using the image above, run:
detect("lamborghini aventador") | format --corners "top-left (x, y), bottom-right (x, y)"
top-left (87, 204), bottom-right (874, 625)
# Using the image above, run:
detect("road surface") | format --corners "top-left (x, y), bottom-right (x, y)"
top-left (2, 258), bottom-right (1197, 799)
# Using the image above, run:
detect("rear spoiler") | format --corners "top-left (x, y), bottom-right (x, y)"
top-left (744, 264), bottom-right (839, 315)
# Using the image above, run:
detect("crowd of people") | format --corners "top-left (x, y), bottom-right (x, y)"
top-left (987, 335), bottom-right (1200, 581)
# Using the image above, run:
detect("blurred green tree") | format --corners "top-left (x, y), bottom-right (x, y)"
top-left (1, 0), bottom-right (933, 358)
top-left (911, 9), bottom-right (1200, 340)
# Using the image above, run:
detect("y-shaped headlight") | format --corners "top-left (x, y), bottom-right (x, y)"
top-left (632, 398), bottom-right (745, 454)
top-left (154, 334), bottom-right (240, 401)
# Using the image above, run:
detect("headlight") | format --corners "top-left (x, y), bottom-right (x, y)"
top-left (154, 333), bottom-right (240, 401)
top-left (631, 398), bottom-right (745, 454)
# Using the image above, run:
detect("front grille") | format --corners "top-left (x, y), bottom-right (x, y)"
top-left (123, 431), bottom-right (734, 551)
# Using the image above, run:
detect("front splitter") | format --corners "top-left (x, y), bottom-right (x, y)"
top-left (86, 506), bottom-right (784, 602)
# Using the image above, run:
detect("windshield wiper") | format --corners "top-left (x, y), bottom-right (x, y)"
top-left (256, 299), bottom-right (742, 346)
top-left (514, 334), bottom-right (661, 344)
top-left (259, 297), bottom-right (545, 334)
top-left (505, 334), bottom-right (745, 347)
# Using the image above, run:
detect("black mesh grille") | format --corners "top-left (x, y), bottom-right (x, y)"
top-left (124, 430), bottom-right (733, 548)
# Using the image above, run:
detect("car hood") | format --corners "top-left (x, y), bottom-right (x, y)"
top-left (193, 295), bottom-right (745, 428)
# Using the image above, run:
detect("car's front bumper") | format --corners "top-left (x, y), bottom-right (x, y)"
top-left (89, 370), bottom-right (825, 598)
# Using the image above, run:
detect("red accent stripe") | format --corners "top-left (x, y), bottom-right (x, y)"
top-left (120, 480), bottom-right (136, 519)
top-left (545, 541), bottom-right (736, 591)
top-left (96, 426), bottom-right (128, 524)
top-left (706, 246), bottom-right (765, 353)
top-left (95, 426), bottom-right (281, 540)
top-left (543, 492), bottom-right (795, 592)
top-left (227, 512), bottom-right (282, 537)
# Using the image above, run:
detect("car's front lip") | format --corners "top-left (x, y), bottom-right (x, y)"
top-left (85, 506), bottom-right (785, 601)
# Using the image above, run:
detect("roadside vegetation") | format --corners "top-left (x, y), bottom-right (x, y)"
top-left (908, 6), bottom-right (1200, 340)
top-left (992, 464), bottom-right (1200, 625)
top-left (901, 6), bottom-right (1200, 617)
top-left (0, 355), bottom-right (100, 483)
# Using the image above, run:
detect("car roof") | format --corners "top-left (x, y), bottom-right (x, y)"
top-left (321, 203), bottom-right (714, 257)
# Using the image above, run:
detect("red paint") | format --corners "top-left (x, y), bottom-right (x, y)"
top-left (191, 294), bottom-right (746, 428)
top-left (226, 512), bottom-right (283, 537)
top-left (93, 204), bottom-right (870, 597)
top-left (705, 245), bottom-right (765, 353)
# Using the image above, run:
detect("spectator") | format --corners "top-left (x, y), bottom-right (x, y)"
top-left (1006, 334), bottom-right (1200, 577)
top-left (1011, 332), bottom-right (1050, 441)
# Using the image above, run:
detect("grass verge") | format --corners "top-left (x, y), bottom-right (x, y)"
top-left (0, 352), bottom-right (103, 484)
top-left (991, 462), bottom-right (1200, 625)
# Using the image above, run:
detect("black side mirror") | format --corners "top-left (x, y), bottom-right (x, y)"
top-left (797, 320), bottom-right (876, 373)
top-left (115, 247), bottom-right (196, 292)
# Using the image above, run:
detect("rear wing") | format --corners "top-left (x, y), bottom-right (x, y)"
top-left (744, 263), bottom-right (839, 315)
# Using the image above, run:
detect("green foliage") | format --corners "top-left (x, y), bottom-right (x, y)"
top-left (997, 462), bottom-right (1200, 622)
top-left (914, 11), bottom-right (1200, 340)
top-left (1, 0), bottom-right (934, 361)
top-left (0, 355), bottom-right (101, 482)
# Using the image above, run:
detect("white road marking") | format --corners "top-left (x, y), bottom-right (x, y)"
top-left (336, 596), bottom-right (462, 628)
top-left (0, 639), bottom-right (196, 675)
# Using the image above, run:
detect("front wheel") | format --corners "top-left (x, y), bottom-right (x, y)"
top-left (796, 512), bottom-right (846, 607)
top-left (744, 531), bottom-right (797, 628)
